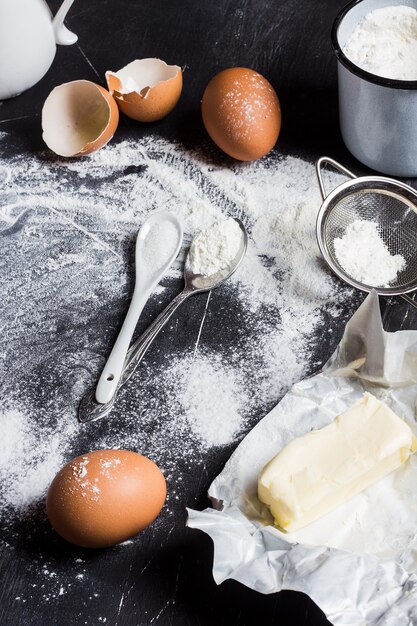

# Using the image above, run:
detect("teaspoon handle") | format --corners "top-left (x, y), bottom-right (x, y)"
top-left (121, 288), bottom-right (192, 386)
top-left (95, 286), bottom-right (152, 404)
top-left (78, 288), bottom-right (192, 424)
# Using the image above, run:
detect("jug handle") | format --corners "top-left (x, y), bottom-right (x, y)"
top-left (53, 0), bottom-right (78, 45)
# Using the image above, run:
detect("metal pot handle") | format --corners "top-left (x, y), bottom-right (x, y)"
top-left (316, 156), bottom-right (356, 200)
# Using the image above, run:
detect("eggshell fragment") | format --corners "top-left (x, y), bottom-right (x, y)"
top-left (201, 67), bottom-right (281, 161)
top-left (106, 58), bottom-right (182, 122)
top-left (42, 80), bottom-right (119, 157)
top-left (46, 449), bottom-right (166, 548)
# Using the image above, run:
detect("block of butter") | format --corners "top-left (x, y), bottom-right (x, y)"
top-left (258, 393), bottom-right (417, 532)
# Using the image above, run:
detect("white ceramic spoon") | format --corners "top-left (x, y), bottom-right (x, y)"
top-left (95, 211), bottom-right (183, 404)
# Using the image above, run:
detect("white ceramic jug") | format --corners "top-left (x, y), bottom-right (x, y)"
top-left (0, 0), bottom-right (77, 100)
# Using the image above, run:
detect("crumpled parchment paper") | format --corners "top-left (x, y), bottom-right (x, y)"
top-left (188, 291), bottom-right (417, 626)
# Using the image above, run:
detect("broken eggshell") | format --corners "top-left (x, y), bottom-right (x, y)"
top-left (105, 58), bottom-right (182, 122)
top-left (42, 80), bottom-right (119, 157)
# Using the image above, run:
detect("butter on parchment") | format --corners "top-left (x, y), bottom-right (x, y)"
top-left (258, 393), bottom-right (417, 533)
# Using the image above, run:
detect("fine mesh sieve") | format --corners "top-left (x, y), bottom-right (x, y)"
top-left (316, 157), bottom-right (417, 310)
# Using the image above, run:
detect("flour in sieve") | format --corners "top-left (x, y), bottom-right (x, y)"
top-left (334, 219), bottom-right (406, 287)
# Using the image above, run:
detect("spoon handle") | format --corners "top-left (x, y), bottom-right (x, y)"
top-left (78, 287), bottom-right (192, 424)
top-left (120, 288), bottom-right (191, 386)
top-left (95, 285), bottom-right (153, 404)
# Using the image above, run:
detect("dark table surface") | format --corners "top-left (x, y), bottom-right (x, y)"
top-left (1, 1), bottom-right (416, 625)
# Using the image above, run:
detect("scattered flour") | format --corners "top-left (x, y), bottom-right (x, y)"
top-left (0, 134), bottom-right (356, 529)
top-left (220, 70), bottom-right (276, 140)
top-left (343, 5), bottom-right (417, 81)
top-left (0, 409), bottom-right (76, 509)
top-left (334, 219), bottom-right (405, 287)
top-left (189, 217), bottom-right (242, 276)
top-left (166, 355), bottom-right (247, 447)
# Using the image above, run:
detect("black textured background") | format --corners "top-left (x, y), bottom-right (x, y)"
top-left (1, 1), bottom-right (416, 625)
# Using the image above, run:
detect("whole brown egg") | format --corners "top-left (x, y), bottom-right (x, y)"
top-left (201, 67), bottom-right (281, 161)
top-left (46, 450), bottom-right (166, 548)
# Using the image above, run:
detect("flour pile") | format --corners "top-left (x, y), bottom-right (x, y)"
top-left (334, 219), bottom-right (406, 287)
top-left (343, 5), bottom-right (417, 81)
top-left (0, 135), bottom-right (356, 524)
top-left (189, 217), bottom-right (242, 276)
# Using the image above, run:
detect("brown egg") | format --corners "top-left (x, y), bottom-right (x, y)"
top-left (201, 67), bottom-right (281, 161)
top-left (106, 58), bottom-right (182, 122)
top-left (46, 450), bottom-right (166, 548)
top-left (42, 80), bottom-right (119, 157)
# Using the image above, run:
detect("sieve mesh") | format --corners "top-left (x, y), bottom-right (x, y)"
top-left (320, 183), bottom-right (417, 292)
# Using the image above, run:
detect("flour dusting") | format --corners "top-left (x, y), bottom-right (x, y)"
top-left (0, 135), bottom-right (355, 532)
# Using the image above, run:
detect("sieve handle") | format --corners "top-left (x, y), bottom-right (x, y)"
top-left (316, 157), bottom-right (356, 200)
top-left (400, 294), bottom-right (417, 311)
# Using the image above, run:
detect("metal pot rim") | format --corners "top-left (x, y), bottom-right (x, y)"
top-left (332, 0), bottom-right (417, 91)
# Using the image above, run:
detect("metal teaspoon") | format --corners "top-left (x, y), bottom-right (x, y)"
top-left (78, 218), bottom-right (248, 423)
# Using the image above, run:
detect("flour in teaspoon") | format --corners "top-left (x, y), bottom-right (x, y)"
top-left (189, 218), bottom-right (242, 276)
top-left (142, 220), bottom-right (179, 271)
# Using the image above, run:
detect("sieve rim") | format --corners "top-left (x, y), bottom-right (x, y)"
top-left (316, 174), bottom-right (417, 296)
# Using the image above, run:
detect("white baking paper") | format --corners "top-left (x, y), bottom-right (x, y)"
top-left (188, 291), bottom-right (417, 625)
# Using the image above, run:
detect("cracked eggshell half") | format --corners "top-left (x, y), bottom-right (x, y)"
top-left (106, 58), bottom-right (182, 122)
top-left (42, 80), bottom-right (119, 157)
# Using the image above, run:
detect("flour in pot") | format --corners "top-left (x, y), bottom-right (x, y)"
top-left (343, 5), bottom-right (417, 81)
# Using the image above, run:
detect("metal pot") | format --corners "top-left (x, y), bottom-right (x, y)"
top-left (332, 0), bottom-right (417, 177)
